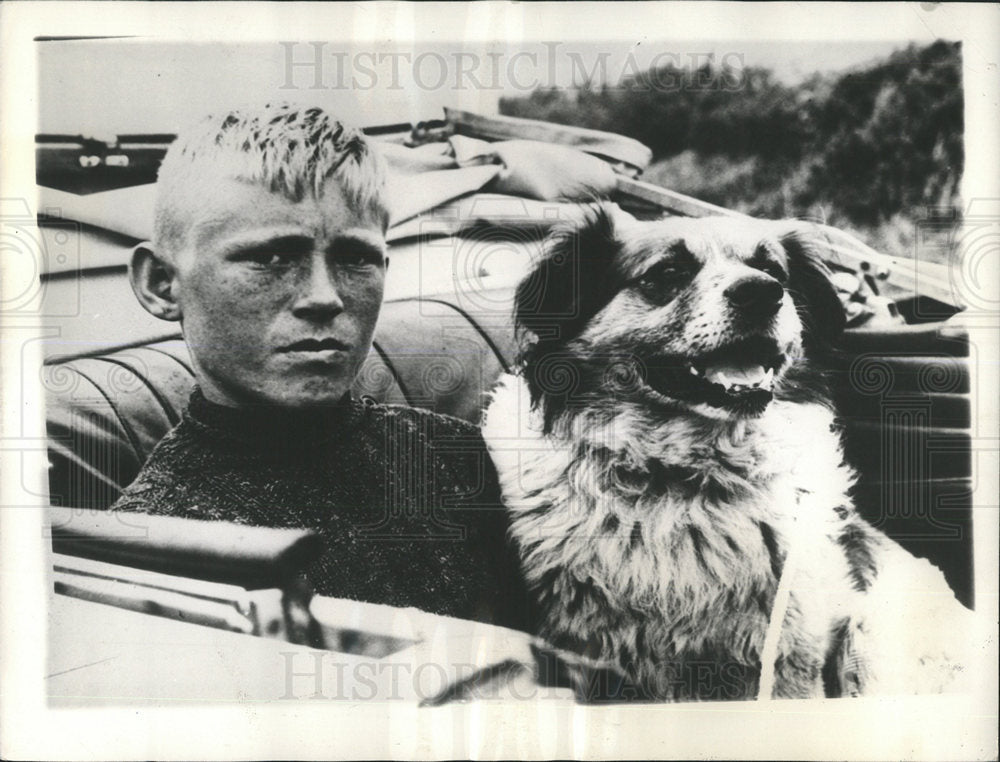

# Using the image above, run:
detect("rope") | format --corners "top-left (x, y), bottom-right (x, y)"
top-left (757, 512), bottom-right (804, 701)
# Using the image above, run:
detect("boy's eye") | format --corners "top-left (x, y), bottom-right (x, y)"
top-left (230, 235), bottom-right (312, 268)
top-left (232, 248), bottom-right (300, 268)
top-left (250, 251), bottom-right (297, 267)
top-left (336, 248), bottom-right (384, 268)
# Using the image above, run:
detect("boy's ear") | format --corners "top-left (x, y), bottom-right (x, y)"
top-left (128, 243), bottom-right (181, 322)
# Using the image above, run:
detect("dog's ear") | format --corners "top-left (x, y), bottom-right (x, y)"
top-left (779, 223), bottom-right (846, 351)
top-left (514, 203), bottom-right (621, 362)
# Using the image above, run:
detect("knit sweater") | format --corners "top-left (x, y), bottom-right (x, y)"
top-left (112, 389), bottom-right (530, 629)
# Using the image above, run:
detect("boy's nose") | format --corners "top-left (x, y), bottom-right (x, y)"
top-left (292, 258), bottom-right (345, 318)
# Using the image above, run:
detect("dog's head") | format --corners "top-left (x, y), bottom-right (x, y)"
top-left (514, 206), bottom-right (845, 429)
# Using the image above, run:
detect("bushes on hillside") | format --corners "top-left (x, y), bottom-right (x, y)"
top-left (500, 41), bottom-right (962, 227)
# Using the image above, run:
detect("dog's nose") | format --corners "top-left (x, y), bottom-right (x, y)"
top-left (724, 274), bottom-right (784, 317)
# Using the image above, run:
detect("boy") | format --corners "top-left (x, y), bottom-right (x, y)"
top-left (116, 103), bottom-right (526, 628)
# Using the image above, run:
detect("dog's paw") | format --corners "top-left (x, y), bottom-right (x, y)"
top-left (847, 541), bottom-right (980, 696)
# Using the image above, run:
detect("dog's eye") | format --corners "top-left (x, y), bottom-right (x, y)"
top-left (750, 245), bottom-right (788, 283)
top-left (634, 264), bottom-right (688, 301)
top-left (639, 269), bottom-right (677, 287)
top-left (759, 262), bottom-right (788, 283)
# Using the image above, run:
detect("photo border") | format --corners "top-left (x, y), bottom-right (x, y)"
top-left (2, 2), bottom-right (997, 759)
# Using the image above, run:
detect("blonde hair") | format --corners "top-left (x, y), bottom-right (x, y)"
top-left (154, 103), bottom-right (389, 258)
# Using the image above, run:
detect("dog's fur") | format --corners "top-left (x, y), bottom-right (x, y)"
top-left (483, 206), bottom-right (975, 701)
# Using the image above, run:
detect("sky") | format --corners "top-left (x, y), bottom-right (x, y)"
top-left (37, 38), bottom-right (915, 138)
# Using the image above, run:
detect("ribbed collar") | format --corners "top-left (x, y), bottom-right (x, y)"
top-left (184, 386), bottom-right (363, 453)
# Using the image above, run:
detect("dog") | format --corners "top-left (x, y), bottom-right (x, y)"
top-left (481, 205), bottom-right (976, 701)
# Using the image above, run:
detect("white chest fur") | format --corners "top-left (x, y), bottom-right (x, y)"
top-left (482, 374), bottom-right (862, 697)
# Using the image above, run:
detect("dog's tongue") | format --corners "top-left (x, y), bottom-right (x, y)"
top-left (704, 363), bottom-right (772, 390)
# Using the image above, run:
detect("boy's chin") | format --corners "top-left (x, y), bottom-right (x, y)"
top-left (204, 377), bottom-right (355, 410)
top-left (267, 382), bottom-right (355, 409)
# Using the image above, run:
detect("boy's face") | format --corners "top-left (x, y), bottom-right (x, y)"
top-left (169, 176), bottom-right (387, 408)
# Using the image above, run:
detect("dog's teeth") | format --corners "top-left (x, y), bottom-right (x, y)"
top-left (701, 362), bottom-right (776, 393)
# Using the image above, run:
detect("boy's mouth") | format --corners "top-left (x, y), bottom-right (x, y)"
top-left (279, 337), bottom-right (351, 353)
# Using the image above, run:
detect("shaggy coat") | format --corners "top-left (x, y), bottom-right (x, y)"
top-left (482, 207), bottom-right (974, 701)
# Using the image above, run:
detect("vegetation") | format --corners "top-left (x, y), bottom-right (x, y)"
top-left (500, 41), bottom-right (962, 258)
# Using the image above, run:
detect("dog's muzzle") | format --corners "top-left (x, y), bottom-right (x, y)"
top-left (724, 272), bottom-right (785, 320)
top-left (639, 335), bottom-right (787, 415)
